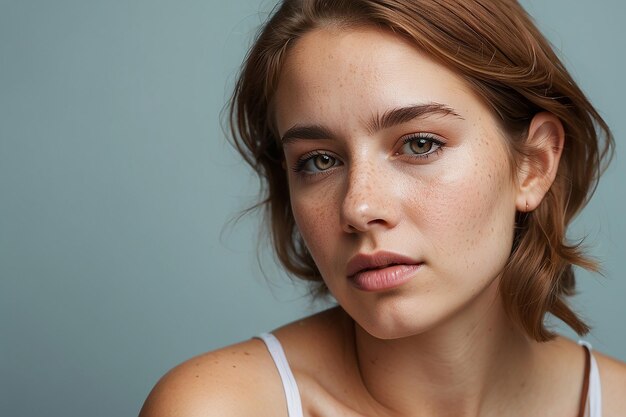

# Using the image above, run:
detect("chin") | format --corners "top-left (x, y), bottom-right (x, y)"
top-left (348, 296), bottom-right (446, 340)
top-left (357, 317), bottom-right (439, 340)
top-left (360, 324), bottom-right (420, 340)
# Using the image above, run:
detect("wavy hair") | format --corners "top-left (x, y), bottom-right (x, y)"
top-left (228, 0), bottom-right (614, 341)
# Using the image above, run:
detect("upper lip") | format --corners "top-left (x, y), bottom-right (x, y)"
top-left (346, 251), bottom-right (421, 277)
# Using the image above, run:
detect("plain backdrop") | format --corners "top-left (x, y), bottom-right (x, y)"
top-left (1, 1), bottom-right (624, 416)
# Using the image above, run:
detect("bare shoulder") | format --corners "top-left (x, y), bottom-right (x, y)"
top-left (593, 348), bottom-right (626, 416)
top-left (138, 307), bottom-right (348, 417)
top-left (138, 338), bottom-right (286, 417)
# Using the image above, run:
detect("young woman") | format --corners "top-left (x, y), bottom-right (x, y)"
top-left (140, 1), bottom-right (625, 416)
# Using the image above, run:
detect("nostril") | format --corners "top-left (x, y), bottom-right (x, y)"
top-left (340, 181), bottom-right (398, 232)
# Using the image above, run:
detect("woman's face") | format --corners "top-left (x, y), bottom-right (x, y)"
top-left (274, 26), bottom-right (521, 339)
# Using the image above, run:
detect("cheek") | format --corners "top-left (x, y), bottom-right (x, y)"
top-left (290, 183), bottom-right (341, 269)
top-left (407, 145), bottom-right (516, 268)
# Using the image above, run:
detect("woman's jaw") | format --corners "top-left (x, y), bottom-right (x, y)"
top-left (276, 25), bottom-right (520, 340)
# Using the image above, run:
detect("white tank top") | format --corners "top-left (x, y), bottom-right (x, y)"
top-left (257, 333), bottom-right (602, 417)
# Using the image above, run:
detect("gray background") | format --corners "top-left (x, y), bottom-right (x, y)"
top-left (0, 1), bottom-right (624, 416)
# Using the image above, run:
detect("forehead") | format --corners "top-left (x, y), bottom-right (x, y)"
top-left (273, 26), bottom-right (493, 135)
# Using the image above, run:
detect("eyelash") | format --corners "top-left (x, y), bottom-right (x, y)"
top-left (397, 133), bottom-right (445, 160)
top-left (292, 150), bottom-right (339, 176)
top-left (291, 133), bottom-right (445, 177)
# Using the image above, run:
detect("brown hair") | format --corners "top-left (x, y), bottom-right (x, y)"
top-left (228, 0), bottom-right (614, 341)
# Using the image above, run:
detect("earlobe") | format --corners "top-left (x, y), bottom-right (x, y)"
top-left (515, 112), bottom-right (565, 212)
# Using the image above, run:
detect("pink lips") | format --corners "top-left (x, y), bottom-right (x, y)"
top-left (346, 251), bottom-right (422, 291)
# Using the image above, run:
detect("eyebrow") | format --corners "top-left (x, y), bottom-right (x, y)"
top-left (369, 103), bottom-right (463, 134)
top-left (280, 102), bottom-right (463, 145)
top-left (280, 124), bottom-right (336, 145)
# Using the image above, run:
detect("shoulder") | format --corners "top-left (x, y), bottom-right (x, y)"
top-left (138, 307), bottom-right (350, 417)
top-left (593, 348), bottom-right (626, 416)
top-left (138, 338), bottom-right (287, 417)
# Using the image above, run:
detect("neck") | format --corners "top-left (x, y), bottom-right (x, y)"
top-left (351, 283), bottom-right (539, 417)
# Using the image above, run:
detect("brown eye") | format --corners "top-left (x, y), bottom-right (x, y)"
top-left (313, 154), bottom-right (336, 170)
top-left (397, 134), bottom-right (443, 159)
top-left (409, 138), bottom-right (433, 154)
top-left (294, 152), bottom-right (340, 174)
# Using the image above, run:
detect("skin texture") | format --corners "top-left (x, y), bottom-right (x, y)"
top-left (139, 26), bottom-right (626, 417)
top-left (277, 26), bottom-right (522, 340)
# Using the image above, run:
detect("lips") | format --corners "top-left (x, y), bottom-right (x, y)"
top-left (346, 251), bottom-right (421, 278)
top-left (346, 251), bottom-right (422, 291)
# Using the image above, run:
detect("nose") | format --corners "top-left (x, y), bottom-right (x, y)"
top-left (340, 159), bottom-right (399, 234)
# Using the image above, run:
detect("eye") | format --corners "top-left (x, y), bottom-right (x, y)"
top-left (293, 151), bottom-right (341, 174)
top-left (408, 138), bottom-right (433, 154)
top-left (397, 134), bottom-right (444, 158)
top-left (311, 154), bottom-right (336, 170)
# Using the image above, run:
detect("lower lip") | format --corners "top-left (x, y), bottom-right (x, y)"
top-left (348, 263), bottom-right (422, 292)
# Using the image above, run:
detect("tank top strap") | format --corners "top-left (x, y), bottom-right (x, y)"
top-left (578, 340), bottom-right (602, 417)
top-left (256, 333), bottom-right (304, 417)
top-left (256, 334), bottom-right (602, 417)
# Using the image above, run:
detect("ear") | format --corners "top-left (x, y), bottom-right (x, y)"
top-left (515, 112), bottom-right (565, 212)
